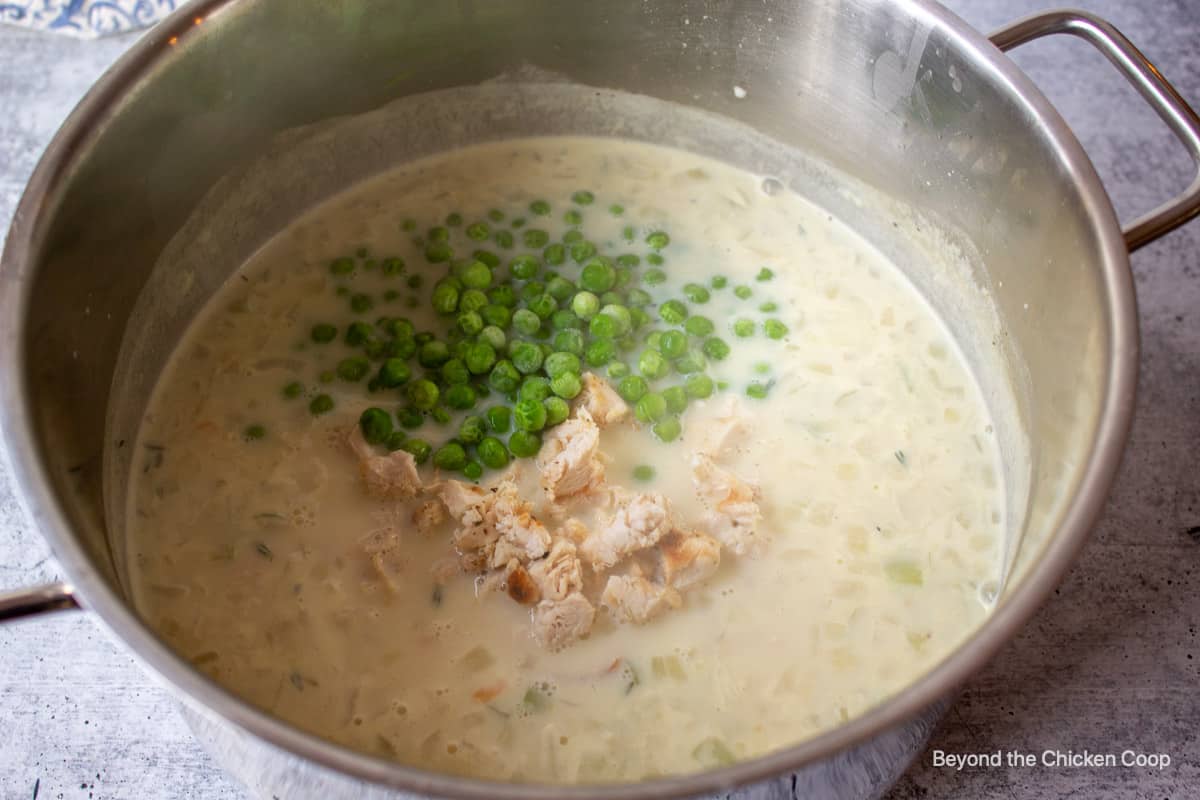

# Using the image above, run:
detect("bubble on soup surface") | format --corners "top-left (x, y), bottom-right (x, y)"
top-left (760, 176), bottom-right (783, 196)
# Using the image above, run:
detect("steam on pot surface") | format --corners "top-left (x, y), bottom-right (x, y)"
top-left (123, 136), bottom-right (1004, 783)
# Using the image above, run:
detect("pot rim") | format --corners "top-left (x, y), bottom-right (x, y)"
top-left (0, 0), bottom-right (1137, 797)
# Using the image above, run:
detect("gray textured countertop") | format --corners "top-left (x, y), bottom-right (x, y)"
top-left (1, 1), bottom-right (1197, 798)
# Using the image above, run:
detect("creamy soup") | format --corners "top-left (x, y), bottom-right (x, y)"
top-left (126, 137), bottom-right (1003, 783)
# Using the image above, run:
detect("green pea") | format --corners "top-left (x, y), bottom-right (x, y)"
top-left (529, 200), bottom-right (551, 216)
top-left (243, 424), bottom-right (266, 441)
top-left (509, 430), bottom-right (542, 458)
top-left (519, 376), bottom-right (553, 403)
top-left (570, 241), bottom-right (597, 264)
top-left (396, 406), bottom-right (424, 429)
top-left (638, 348), bottom-right (669, 379)
top-left (350, 293), bottom-right (373, 314)
top-left (580, 259), bottom-right (617, 293)
top-left (551, 309), bottom-right (580, 331)
top-left (310, 323), bottom-right (337, 344)
top-left (474, 249), bottom-right (501, 269)
top-left (523, 229), bottom-right (549, 249)
top-left (479, 325), bottom-right (506, 350)
top-left (544, 351), bottom-right (581, 379)
top-left (563, 209), bottom-right (583, 226)
top-left (759, 301), bottom-right (778, 313)
top-left (734, 285), bottom-right (753, 300)
top-left (747, 381), bottom-right (771, 400)
top-left (385, 431), bottom-right (406, 451)
top-left (319, 370), bottom-right (335, 384)
top-left (554, 329), bottom-right (585, 356)
top-left (645, 231), bottom-right (670, 249)
top-left (550, 371), bottom-right (582, 399)
top-left (764, 319), bottom-right (789, 339)
top-left (544, 243), bottom-right (566, 266)
top-left (432, 282), bottom-right (460, 315)
top-left (703, 337), bottom-right (731, 360)
top-left (585, 339), bottom-right (616, 367)
top-left (520, 281), bottom-right (545, 302)
top-left (337, 357), bottom-right (370, 382)
top-left (358, 408), bottom-right (393, 444)
top-left (486, 405), bottom-right (512, 433)
top-left (540, 275), bottom-right (571, 302)
top-left (618, 375), bottom-right (649, 403)
top-left (383, 289), bottom-right (400, 302)
top-left (626, 288), bottom-right (652, 308)
top-left (406, 275), bottom-right (424, 290)
top-left (461, 461), bottom-right (483, 480)
top-left (683, 283), bottom-right (710, 304)
top-left (514, 398), bottom-right (548, 432)
top-left (478, 436), bottom-right (510, 469)
top-left (733, 318), bottom-right (756, 338)
top-left (425, 242), bottom-right (453, 263)
top-left (463, 342), bottom-right (496, 375)
top-left (684, 315), bottom-right (715, 337)
top-left (401, 438), bottom-right (432, 464)
top-left (652, 416), bottom-right (682, 442)
top-left (407, 379), bottom-right (439, 410)
top-left (494, 230), bottom-right (515, 249)
top-left (389, 318), bottom-right (415, 338)
top-left (607, 361), bottom-right (631, 379)
top-left (457, 287), bottom-right (487, 314)
top-left (377, 358), bottom-right (411, 388)
top-left (329, 257), bottom-right (354, 276)
top-left (756, 267), bottom-right (775, 281)
top-left (629, 307), bottom-right (651, 330)
top-left (571, 190), bottom-right (595, 205)
top-left (512, 308), bottom-right (541, 336)
top-left (510, 255), bottom-right (540, 280)
top-left (636, 393), bottom-right (669, 423)
top-left (431, 407), bottom-right (452, 425)
top-left (488, 285), bottom-right (517, 307)
top-left (599, 290), bottom-right (623, 307)
top-left (309, 394), bottom-right (334, 416)
top-left (662, 385), bottom-right (689, 413)
top-left (709, 275), bottom-right (727, 289)
top-left (622, 225), bottom-right (635, 241)
top-left (685, 373), bottom-right (715, 399)
top-left (675, 348), bottom-right (708, 375)
top-left (658, 330), bottom-right (687, 359)
top-left (458, 415), bottom-right (487, 444)
top-left (487, 209), bottom-right (505, 223)
top-left (428, 226), bottom-right (450, 243)
top-left (511, 342), bottom-right (545, 375)
top-left (644, 268), bottom-right (667, 285)
top-left (282, 381), bottom-right (304, 399)
top-left (381, 257), bottom-right (405, 276)
top-left (480, 304), bottom-right (512, 329)
top-left (617, 253), bottom-right (641, 269)
top-left (647, 253), bottom-right (665, 266)
top-left (659, 300), bottom-right (688, 325)
top-left (609, 204), bottom-right (625, 216)
top-left (527, 293), bottom-right (558, 320)
top-left (544, 396), bottom-right (570, 426)
top-left (418, 341), bottom-right (451, 368)
top-left (562, 230), bottom-right (584, 244)
top-left (433, 443), bottom-right (468, 471)
top-left (453, 310), bottom-right (482, 337)
top-left (466, 221), bottom-right (490, 241)
top-left (489, 360), bottom-right (522, 393)
top-left (589, 313), bottom-right (618, 340)
top-left (600, 305), bottom-right (633, 337)
top-left (461, 260), bottom-right (493, 290)
top-left (572, 291), bottom-right (601, 319)
top-left (444, 384), bottom-right (477, 410)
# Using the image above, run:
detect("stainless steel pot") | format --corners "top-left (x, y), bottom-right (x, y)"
top-left (1, 1), bottom-right (1198, 798)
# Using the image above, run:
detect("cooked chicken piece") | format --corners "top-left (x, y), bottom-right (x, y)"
top-left (531, 591), bottom-right (595, 651)
top-left (657, 528), bottom-right (722, 589)
top-left (440, 479), bottom-right (551, 572)
top-left (527, 539), bottom-right (584, 601)
top-left (600, 575), bottom-right (682, 624)
top-left (576, 372), bottom-right (630, 426)
top-left (346, 427), bottom-right (422, 499)
top-left (557, 518), bottom-right (590, 545)
top-left (537, 409), bottom-right (604, 500)
top-left (691, 454), bottom-right (764, 556)
top-left (412, 500), bottom-right (447, 537)
top-left (361, 529), bottom-right (405, 592)
top-left (579, 491), bottom-right (673, 570)
top-left (505, 561), bottom-right (541, 606)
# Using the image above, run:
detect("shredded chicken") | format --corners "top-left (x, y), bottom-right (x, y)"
top-left (600, 575), bottom-right (681, 624)
top-left (576, 372), bottom-right (629, 426)
top-left (439, 479), bottom-right (551, 572)
top-left (527, 539), bottom-right (584, 601)
top-left (537, 408), bottom-right (604, 500)
top-left (346, 427), bottom-right (422, 498)
top-left (412, 500), bottom-right (447, 537)
top-left (691, 454), bottom-right (764, 555)
top-left (579, 491), bottom-right (673, 570)
top-left (657, 528), bottom-right (722, 589)
top-left (531, 591), bottom-right (595, 651)
top-left (698, 397), bottom-right (753, 459)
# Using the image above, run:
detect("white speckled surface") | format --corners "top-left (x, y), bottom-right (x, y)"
top-left (1, 2), bottom-right (1198, 798)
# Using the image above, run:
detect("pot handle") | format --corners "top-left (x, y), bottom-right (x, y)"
top-left (990, 9), bottom-right (1200, 251)
top-left (0, 582), bottom-right (80, 622)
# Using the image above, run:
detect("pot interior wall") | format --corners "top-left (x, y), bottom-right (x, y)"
top-left (20, 0), bottom-right (1107, 702)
